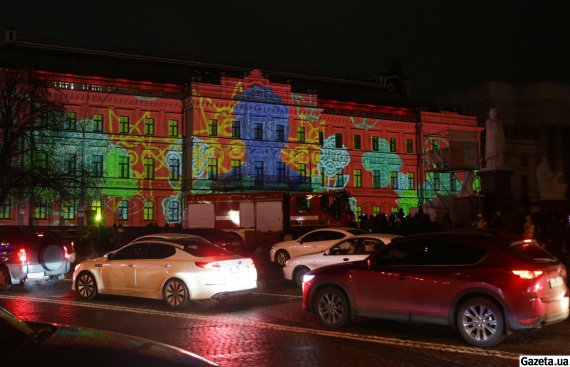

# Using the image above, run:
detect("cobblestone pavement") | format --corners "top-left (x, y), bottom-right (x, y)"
top-left (1, 251), bottom-right (568, 367)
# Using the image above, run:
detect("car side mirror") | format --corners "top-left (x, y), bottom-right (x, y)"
top-left (324, 249), bottom-right (330, 255)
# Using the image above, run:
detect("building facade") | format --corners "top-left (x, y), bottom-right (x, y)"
top-left (0, 37), bottom-right (482, 228)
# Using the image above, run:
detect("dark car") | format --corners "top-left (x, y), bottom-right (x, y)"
top-left (0, 306), bottom-right (218, 366)
top-left (0, 229), bottom-right (74, 290)
top-left (183, 227), bottom-right (246, 253)
top-left (302, 230), bottom-right (569, 347)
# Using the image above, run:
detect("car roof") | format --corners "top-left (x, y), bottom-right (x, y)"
top-left (390, 229), bottom-right (523, 249)
top-left (351, 233), bottom-right (402, 241)
top-left (132, 233), bottom-right (205, 241)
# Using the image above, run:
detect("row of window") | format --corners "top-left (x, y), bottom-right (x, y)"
top-left (60, 154), bottom-right (180, 180)
top-left (0, 198), bottom-right (180, 222)
top-left (63, 112), bottom-right (180, 137)
top-left (208, 119), bottom-right (414, 153)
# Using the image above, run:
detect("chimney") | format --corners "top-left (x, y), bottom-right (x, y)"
top-left (5, 27), bottom-right (16, 44)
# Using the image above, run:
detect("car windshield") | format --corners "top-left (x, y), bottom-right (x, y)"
top-left (348, 229), bottom-right (368, 235)
top-left (178, 238), bottom-right (233, 257)
top-left (509, 242), bottom-right (558, 263)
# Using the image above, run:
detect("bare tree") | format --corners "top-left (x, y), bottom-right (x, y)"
top-left (0, 67), bottom-right (95, 217)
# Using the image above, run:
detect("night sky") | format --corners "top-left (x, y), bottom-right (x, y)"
top-left (1, 1), bottom-right (568, 99)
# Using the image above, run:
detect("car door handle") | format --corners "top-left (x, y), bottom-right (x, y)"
top-left (128, 264), bottom-right (134, 268)
top-left (453, 272), bottom-right (469, 279)
top-left (343, 258), bottom-right (350, 261)
top-left (398, 273), bottom-right (410, 280)
top-left (162, 264), bottom-right (170, 268)
top-left (95, 264), bottom-right (102, 268)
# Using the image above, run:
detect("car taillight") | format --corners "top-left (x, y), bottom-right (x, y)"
top-left (512, 270), bottom-right (543, 279)
top-left (63, 245), bottom-right (70, 260)
top-left (18, 249), bottom-right (27, 264)
top-left (196, 261), bottom-right (222, 271)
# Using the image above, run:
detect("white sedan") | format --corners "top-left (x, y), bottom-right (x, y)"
top-left (283, 233), bottom-right (401, 287)
top-left (72, 233), bottom-right (257, 308)
top-left (269, 227), bottom-right (368, 266)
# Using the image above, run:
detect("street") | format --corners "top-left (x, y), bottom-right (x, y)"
top-left (1, 254), bottom-right (569, 367)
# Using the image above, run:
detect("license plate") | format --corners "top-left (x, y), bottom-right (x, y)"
top-left (27, 272), bottom-right (45, 279)
top-left (549, 276), bottom-right (564, 288)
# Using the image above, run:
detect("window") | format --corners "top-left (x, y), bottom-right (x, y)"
top-left (119, 116), bottom-right (130, 134)
top-left (335, 169), bottom-right (344, 187)
top-left (65, 112), bottom-right (77, 130)
top-left (144, 117), bottom-right (155, 135)
top-left (34, 199), bottom-right (47, 220)
top-left (144, 201), bottom-right (154, 221)
top-left (354, 169), bottom-right (362, 188)
top-left (254, 161), bottom-right (264, 184)
top-left (118, 200), bottom-right (129, 220)
top-left (65, 153), bottom-right (76, 175)
top-left (91, 200), bottom-right (103, 220)
top-left (231, 159), bottom-right (241, 179)
top-left (297, 163), bottom-right (307, 180)
top-left (318, 131), bottom-right (324, 145)
top-left (450, 172), bottom-right (457, 192)
top-left (91, 155), bottom-right (103, 177)
top-left (92, 114), bottom-right (104, 132)
top-left (335, 133), bottom-right (343, 148)
top-left (297, 126), bottom-right (306, 142)
top-left (119, 156), bottom-right (130, 178)
top-left (146, 244), bottom-right (175, 259)
top-left (373, 206), bottom-right (380, 216)
top-left (407, 139), bottom-right (414, 154)
top-left (296, 197), bottom-right (311, 213)
top-left (168, 200), bottom-right (180, 222)
top-left (355, 206), bottom-right (362, 223)
top-left (35, 151), bottom-right (48, 169)
top-left (432, 140), bottom-right (439, 150)
top-left (373, 170), bottom-right (381, 188)
top-left (62, 201), bottom-right (75, 220)
top-left (372, 137), bottom-right (379, 152)
top-left (353, 135), bottom-right (361, 150)
top-left (255, 123), bottom-right (263, 140)
top-left (168, 119), bottom-right (179, 137)
top-left (208, 119), bottom-right (218, 137)
top-left (433, 172), bottom-right (440, 190)
top-left (168, 157), bottom-right (180, 181)
top-left (208, 158), bottom-right (218, 179)
top-left (114, 243), bottom-right (148, 260)
top-left (391, 171), bottom-right (398, 189)
top-left (144, 157), bottom-right (155, 180)
top-left (408, 172), bottom-right (415, 190)
top-left (277, 162), bottom-right (286, 183)
top-left (389, 137), bottom-right (396, 152)
top-left (276, 125), bottom-right (285, 142)
top-left (0, 199), bottom-right (11, 219)
top-left (231, 120), bottom-right (240, 138)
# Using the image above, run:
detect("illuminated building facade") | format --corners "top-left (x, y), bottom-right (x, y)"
top-left (0, 33), bottom-right (482, 228)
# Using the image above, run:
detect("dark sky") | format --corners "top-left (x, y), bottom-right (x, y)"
top-left (1, 0), bottom-right (568, 99)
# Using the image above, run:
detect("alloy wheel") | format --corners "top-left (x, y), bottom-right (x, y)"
top-left (164, 279), bottom-right (188, 308)
top-left (77, 272), bottom-right (97, 299)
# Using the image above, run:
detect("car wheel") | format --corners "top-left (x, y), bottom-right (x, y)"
top-left (0, 267), bottom-right (11, 291)
top-left (314, 286), bottom-right (350, 329)
top-left (294, 267), bottom-right (310, 288)
top-left (76, 271), bottom-right (98, 299)
top-left (457, 297), bottom-right (505, 347)
top-left (163, 278), bottom-right (189, 308)
top-left (275, 250), bottom-right (290, 266)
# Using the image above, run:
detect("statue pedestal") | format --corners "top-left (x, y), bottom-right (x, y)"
top-left (479, 169), bottom-right (515, 228)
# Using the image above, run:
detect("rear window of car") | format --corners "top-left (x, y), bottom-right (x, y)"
top-left (509, 242), bottom-right (558, 263)
top-left (179, 238), bottom-right (233, 257)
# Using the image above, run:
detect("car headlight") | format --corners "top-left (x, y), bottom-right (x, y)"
top-left (302, 274), bottom-right (315, 283)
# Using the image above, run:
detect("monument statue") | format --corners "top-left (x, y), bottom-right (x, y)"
top-left (484, 107), bottom-right (505, 170)
top-left (536, 157), bottom-right (568, 200)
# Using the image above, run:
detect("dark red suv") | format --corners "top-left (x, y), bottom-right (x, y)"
top-left (302, 230), bottom-right (569, 347)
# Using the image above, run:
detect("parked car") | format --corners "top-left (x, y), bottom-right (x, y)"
top-left (182, 227), bottom-right (246, 254)
top-left (269, 227), bottom-right (368, 266)
top-left (0, 229), bottom-right (74, 291)
top-left (283, 233), bottom-right (400, 287)
top-left (0, 306), bottom-right (218, 366)
top-left (73, 233), bottom-right (257, 308)
top-left (302, 230), bottom-right (569, 347)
